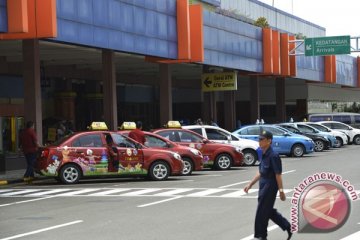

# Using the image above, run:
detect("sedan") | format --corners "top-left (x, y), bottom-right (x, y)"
top-left (233, 125), bottom-right (314, 157)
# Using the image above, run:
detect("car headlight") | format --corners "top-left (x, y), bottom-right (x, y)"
top-left (234, 147), bottom-right (242, 153)
top-left (173, 153), bottom-right (182, 160)
top-left (190, 149), bottom-right (201, 156)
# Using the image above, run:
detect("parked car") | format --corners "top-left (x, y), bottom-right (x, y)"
top-left (308, 112), bottom-right (360, 128)
top-left (153, 128), bottom-right (244, 170)
top-left (317, 121), bottom-right (360, 145)
top-left (303, 122), bottom-right (348, 147)
top-left (182, 125), bottom-right (260, 166)
top-left (120, 130), bottom-right (203, 175)
top-left (36, 131), bottom-right (184, 184)
top-left (233, 125), bottom-right (314, 157)
top-left (277, 123), bottom-right (330, 152)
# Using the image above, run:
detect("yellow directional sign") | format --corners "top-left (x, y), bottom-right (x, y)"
top-left (201, 72), bottom-right (237, 92)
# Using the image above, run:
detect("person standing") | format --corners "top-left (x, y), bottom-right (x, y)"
top-left (244, 130), bottom-right (292, 240)
top-left (128, 121), bottom-right (146, 144)
top-left (19, 121), bottom-right (40, 184)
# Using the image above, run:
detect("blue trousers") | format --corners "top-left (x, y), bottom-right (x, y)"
top-left (254, 179), bottom-right (290, 238)
top-left (24, 153), bottom-right (37, 178)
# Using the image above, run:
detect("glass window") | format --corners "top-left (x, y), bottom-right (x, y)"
top-left (298, 124), bottom-right (315, 133)
top-left (189, 128), bottom-right (202, 136)
top-left (262, 126), bottom-right (284, 136)
top-left (156, 130), bottom-right (203, 143)
top-left (144, 135), bottom-right (167, 148)
top-left (281, 125), bottom-right (299, 134)
top-left (72, 134), bottom-right (103, 147)
top-left (308, 124), bottom-right (328, 132)
top-left (247, 126), bottom-right (260, 135)
top-left (111, 133), bottom-right (136, 148)
top-left (179, 131), bottom-right (203, 143)
top-left (355, 116), bottom-right (360, 123)
top-left (332, 123), bottom-right (349, 130)
top-left (310, 115), bottom-right (332, 122)
top-left (333, 115), bottom-right (351, 124)
top-left (205, 128), bottom-right (228, 140)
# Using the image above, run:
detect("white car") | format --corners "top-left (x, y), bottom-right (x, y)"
top-left (317, 121), bottom-right (360, 145)
top-left (183, 125), bottom-right (260, 166)
top-left (304, 122), bottom-right (348, 147)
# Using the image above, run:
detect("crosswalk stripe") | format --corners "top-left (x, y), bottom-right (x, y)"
top-left (55, 189), bottom-right (99, 196)
top-left (221, 189), bottom-right (259, 198)
top-left (25, 189), bottom-right (72, 197)
top-left (0, 189), bottom-right (14, 194)
top-left (88, 188), bottom-right (131, 196)
top-left (154, 188), bottom-right (194, 196)
top-left (120, 188), bottom-right (161, 196)
top-left (187, 189), bottom-right (227, 197)
top-left (0, 189), bottom-right (42, 196)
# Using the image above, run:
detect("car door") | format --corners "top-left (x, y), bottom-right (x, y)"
top-left (111, 133), bottom-right (144, 173)
top-left (204, 128), bottom-right (229, 144)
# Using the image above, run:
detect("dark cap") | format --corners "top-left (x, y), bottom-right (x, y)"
top-left (259, 130), bottom-right (273, 140)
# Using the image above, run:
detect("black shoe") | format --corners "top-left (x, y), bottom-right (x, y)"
top-left (287, 227), bottom-right (293, 240)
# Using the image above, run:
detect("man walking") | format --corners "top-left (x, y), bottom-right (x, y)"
top-left (19, 121), bottom-right (40, 184)
top-left (244, 130), bottom-right (292, 240)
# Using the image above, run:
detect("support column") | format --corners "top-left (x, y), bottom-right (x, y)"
top-left (159, 64), bottom-right (172, 126)
top-left (224, 91), bottom-right (236, 131)
top-left (250, 76), bottom-right (260, 124)
top-left (296, 99), bottom-right (308, 121)
top-left (23, 39), bottom-right (43, 144)
top-left (201, 66), bottom-right (217, 123)
top-left (102, 50), bottom-right (118, 130)
top-left (276, 77), bottom-right (286, 123)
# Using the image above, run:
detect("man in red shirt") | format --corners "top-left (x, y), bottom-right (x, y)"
top-left (19, 121), bottom-right (40, 183)
top-left (128, 121), bottom-right (146, 144)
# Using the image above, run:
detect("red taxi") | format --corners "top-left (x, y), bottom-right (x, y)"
top-left (121, 130), bottom-right (203, 175)
top-left (35, 124), bottom-right (184, 184)
top-left (153, 127), bottom-right (244, 170)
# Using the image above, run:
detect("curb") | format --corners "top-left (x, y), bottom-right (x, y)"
top-left (0, 178), bottom-right (24, 185)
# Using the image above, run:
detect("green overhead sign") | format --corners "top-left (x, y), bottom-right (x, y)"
top-left (305, 35), bottom-right (350, 56)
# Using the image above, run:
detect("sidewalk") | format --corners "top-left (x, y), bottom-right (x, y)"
top-left (0, 169), bottom-right (26, 185)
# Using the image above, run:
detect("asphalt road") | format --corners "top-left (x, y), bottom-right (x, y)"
top-left (0, 145), bottom-right (360, 240)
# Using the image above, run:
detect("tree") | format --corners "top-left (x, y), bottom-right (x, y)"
top-left (254, 17), bottom-right (269, 28)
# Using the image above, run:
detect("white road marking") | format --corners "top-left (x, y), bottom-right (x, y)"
top-left (120, 188), bottom-right (161, 196)
top-left (220, 189), bottom-right (258, 198)
top-left (0, 196), bottom-right (56, 208)
top-left (88, 188), bottom-right (130, 196)
top-left (186, 189), bottom-right (227, 197)
top-left (154, 188), bottom-right (194, 196)
top-left (340, 230), bottom-right (360, 240)
top-left (0, 220), bottom-right (83, 240)
top-left (282, 170), bottom-right (296, 174)
top-left (137, 196), bottom-right (182, 208)
top-left (0, 189), bottom-right (42, 196)
top-left (0, 189), bottom-right (13, 194)
top-left (55, 189), bottom-right (99, 196)
top-left (240, 225), bottom-right (279, 240)
top-left (25, 189), bottom-right (71, 197)
top-left (219, 180), bottom-right (250, 189)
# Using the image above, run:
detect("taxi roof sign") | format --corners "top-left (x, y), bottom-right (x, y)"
top-left (119, 122), bottom-right (136, 130)
top-left (166, 121), bottom-right (182, 128)
top-left (89, 122), bottom-right (108, 130)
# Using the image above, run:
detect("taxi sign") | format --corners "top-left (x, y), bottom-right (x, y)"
top-left (89, 122), bottom-right (108, 130)
top-left (166, 121), bottom-right (182, 128)
top-left (119, 122), bottom-right (136, 130)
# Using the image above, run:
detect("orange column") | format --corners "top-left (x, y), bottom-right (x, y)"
top-left (177, 0), bottom-right (191, 60)
top-left (263, 28), bottom-right (273, 74)
top-left (331, 55), bottom-right (337, 84)
top-left (6, 0), bottom-right (28, 33)
top-left (189, 4), bottom-right (204, 62)
top-left (280, 33), bottom-right (290, 76)
top-left (324, 56), bottom-right (333, 83)
top-left (357, 57), bottom-right (360, 87)
top-left (272, 30), bottom-right (280, 75)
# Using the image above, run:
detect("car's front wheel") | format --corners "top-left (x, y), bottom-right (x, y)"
top-left (353, 135), bottom-right (360, 145)
top-left (291, 144), bottom-right (305, 157)
top-left (59, 164), bottom-right (81, 184)
top-left (182, 157), bottom-right (193, 175)
top-left (149, 161), bottom-right (170, 181)
top-left (214, 153), bottom-right (232, 170)
top-left (314, 140), bottom-right (325, 152)
top-left (334, 137), bottom-right (343, 148)
top-left (242, 149), bottom-right (257, 166)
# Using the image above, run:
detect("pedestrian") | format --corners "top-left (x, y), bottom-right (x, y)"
top-left (244, 130), bottom-right (292, 240)
top-left (210, 119), bottom-right (218, 127)
top-left (19, 121), bottom-right (40, 184)
top-left (105, 135), bottom-right (118, 172)
top-left (128, 121), bottom-right (146, 144)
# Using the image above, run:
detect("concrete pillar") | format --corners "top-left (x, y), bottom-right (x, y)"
top-left (23, 39), bottom-right (43, 144)
top-left (250, 76), bottom-right (260, 124)
top-left (159, 63), bottom-right (172, 126)
top-left (102, 49), bottom-right (118, 130)
top-left (276, 77), bottom-right (286, 123)
top-left (202, 92), bottom-right (217, 123)
top-left (296, 99), bottom-right (308, 121)
top-left (224, 91), bottom-right (236, 131)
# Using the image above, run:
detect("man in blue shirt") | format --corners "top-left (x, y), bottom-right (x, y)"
top-left (244, 130), bottom-right (292, 240)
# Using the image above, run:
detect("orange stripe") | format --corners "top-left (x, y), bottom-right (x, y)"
top-left (6, 0), bottom-right (28, 33)
top-left (331, 55), bottom-right (336, 84)
top-left (189, 4), bottom-right (203, 62)
top-left (36, 0), bottom-right (57, 38)
top-left (177, 0), bottom-right (191, 60)
top-left (289, 35), bottom-right (297, 76)
top-left (324, 55), bottom-right (332, 83)
top-left (272, 30), bottom-right (280, 75)
top-left (280, 33), bottom-right (289, 76)
top-left (0, 0), bottom-right (57, 40)
top-left (358, 57), bottom-right (360, 87)
top-left (263, 28), bottom-right (273, 74)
